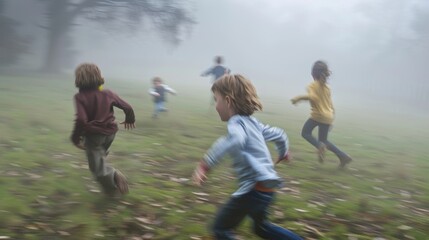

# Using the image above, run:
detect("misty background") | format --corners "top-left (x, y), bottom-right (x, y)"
top-left (1, 0), bottom-right (428, 115)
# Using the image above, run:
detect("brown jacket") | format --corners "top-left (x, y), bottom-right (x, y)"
top-left (71, 89), bottom-right (135, 145)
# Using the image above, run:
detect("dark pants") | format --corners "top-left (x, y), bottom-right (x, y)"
top-left (212, 190), bottom-right (302, 240)
top-left (301, 118), bottom-right (347, 159)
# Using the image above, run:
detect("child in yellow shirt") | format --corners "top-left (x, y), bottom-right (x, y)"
top-left (291, 60), bottom-right (352, 168)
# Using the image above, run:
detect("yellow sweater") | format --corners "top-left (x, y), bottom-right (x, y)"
top-left (293, 81), bottom-right (335, 124)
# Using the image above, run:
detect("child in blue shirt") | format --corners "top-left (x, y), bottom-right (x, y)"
top-left (201, 56), bottom-right (231, 84)
top-left (201, 56), bottom-right (231, 106)
top-left (148, 77), bottom-right (176, 118)
top-left (193, 74), bottom-right (302, 240)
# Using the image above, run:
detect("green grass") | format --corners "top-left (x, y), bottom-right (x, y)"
top-left (0, 74), bottom-right (428, 239)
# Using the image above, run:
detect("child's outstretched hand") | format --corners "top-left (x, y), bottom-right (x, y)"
top-left (291, 98), bottom-right (299, 105)
top-left (192, 162), bottom-right (208, 186)
top-left (121, 122), bottom-right (135, 130)
top-left (275, 151), bottom-right (291, 165)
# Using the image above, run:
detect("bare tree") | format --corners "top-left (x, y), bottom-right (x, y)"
top-left (39, 0), bottom-right (195, 73)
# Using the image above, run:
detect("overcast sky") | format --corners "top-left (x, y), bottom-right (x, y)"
top-left (5, 0), bottom-right (429, 109)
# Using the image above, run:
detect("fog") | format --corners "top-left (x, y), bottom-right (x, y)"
top-left (3, 0), bottom-right (429, 114)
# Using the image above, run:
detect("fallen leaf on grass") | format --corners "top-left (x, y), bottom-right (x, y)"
top-left (58, 231), bottom-right (70, 236)
top-left (197, 197), bottom-right (209, 202)
top-left (303, 224), bottom-right (324, 237)
top-left (135, 216), bottom-right (162, 225)
top-left (120, 201), bottom-right (133, 206)
top-left (26, 225), bottom-right (38, 230)
top-left (149, 203), bottom-right (163, 207)
top-left (280, 187), bottom-right (300, 195)
top-left (192, 192), bottom-right (209, 196)
top-left (5, 171), bottom-right (21, 176)
top-left (274, 210), bottom-right (284, 218)
top-left (190, 236), bottom-right (202, 240)
top-left (294, 208), bottom-right (309, 213)
top-left (169, 177), bottom-right (190, 183)
top-left (142, 233), bottom-right (155, 239)
top-left (397, 225), bottom-right (412, 231)
top-left (25, 173), bottom-right (42, 179)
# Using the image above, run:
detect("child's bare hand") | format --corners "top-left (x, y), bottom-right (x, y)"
top-left (192, 164), bottom-right (208, 186)
top-left (275, 152), bottom-right (292, 165)
top-left (75, 143), bottom-right (86, 150)
top-left (291, 98), bottom-right (298, 105)
top-left (121, 122), bottom-right (135, 130)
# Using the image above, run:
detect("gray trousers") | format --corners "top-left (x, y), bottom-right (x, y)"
top-left (301, 118), bottom-right (347, 160)
top-left (84, 133), bottom-right (117, 194)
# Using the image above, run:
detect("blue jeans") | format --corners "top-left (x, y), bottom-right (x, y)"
top-left (301, 118), bottom-right (347, 159)
top-left (153, 101), bottom-right (166, 117)
top-left (212, 190), bottom-right (302, 240)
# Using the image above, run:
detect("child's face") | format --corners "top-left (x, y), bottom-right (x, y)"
top-left (214, 91), bottom-right (233, 122)
top-left (154, 81), bottom-right (161, 87)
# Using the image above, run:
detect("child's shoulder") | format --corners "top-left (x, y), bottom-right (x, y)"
top-left (228, 115), bottom-right (259, 126)
top-left (100, 88), bottom-right (116, 95)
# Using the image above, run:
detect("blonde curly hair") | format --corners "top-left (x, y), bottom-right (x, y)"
top-left (211, 74), bottom-right (262, 116)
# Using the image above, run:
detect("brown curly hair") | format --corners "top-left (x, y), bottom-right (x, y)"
top-left (211, 74), bottom-right (262, 116)
top-left (74, 63), bottom-right (104, 90)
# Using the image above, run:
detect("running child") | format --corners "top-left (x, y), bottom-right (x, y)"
top-left (193, 74), bottom-right (302, 240)
top-left (291, 60), bottom-right (352, 168)
top-left (148, 77), bottom-right (176, 118)
top-left (71, 63), bottom-right (135, 197)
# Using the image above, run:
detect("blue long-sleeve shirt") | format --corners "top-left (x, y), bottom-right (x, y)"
top-left (201, 65), bottom-right (231, 83)
top-left (203, 115), bottom-right (289, 196)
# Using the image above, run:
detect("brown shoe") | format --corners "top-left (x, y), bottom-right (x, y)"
top-left (114, 170), bottom-right (129, 194)
top-left (318, 143), bottom-right (326, 164)
top-left (338, 154), bottom-right (352, 169)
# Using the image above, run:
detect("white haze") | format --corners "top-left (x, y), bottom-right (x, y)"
top-left (5, 0), bottom-right (429, 115)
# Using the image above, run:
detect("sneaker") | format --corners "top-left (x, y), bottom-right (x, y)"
top-left (338, 154), bottom-right (352, 169)
top-left (318, 143), bottom-right (326, 164)
top-left (114, 170), bottom-right (129, 194)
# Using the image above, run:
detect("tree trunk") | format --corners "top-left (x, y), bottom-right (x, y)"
top-left (41, 1), bottom-right (71, 73)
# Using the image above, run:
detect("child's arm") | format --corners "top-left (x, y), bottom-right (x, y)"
top-left (259, 122), bottom-right (290, 164)
top-left (108, 90), bottom-right (135, 129)
top-left (291, 95), bottom-right (309, 104)
top-left (70, 96), bottom-right (87, 149)
top-left (291, 83), bottom-right (316, 104)
top-left (201, 67), bottom-right (213, 77)
top-left (148, 88), bottom-right (160, 97)
top-left (163, 85), bottom-right (177, 95)
top-left (192, 161), bottom-right (209, 186)
top-left (276, 151), bottom-right (291, 165)
top-left (192, 123), bottom-right (247, 185)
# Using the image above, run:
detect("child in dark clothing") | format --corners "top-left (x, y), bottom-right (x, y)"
top-left (71, 63), bottom-right (135, 196)
top-left (148, 77), bottom-right (176, 118)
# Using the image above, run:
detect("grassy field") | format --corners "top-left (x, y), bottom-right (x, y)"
top-left (0, 74), bottom-right (428, 240)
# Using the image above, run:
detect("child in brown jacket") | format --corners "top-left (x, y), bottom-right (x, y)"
top-left (71, 63), bottom-right (135, 196)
